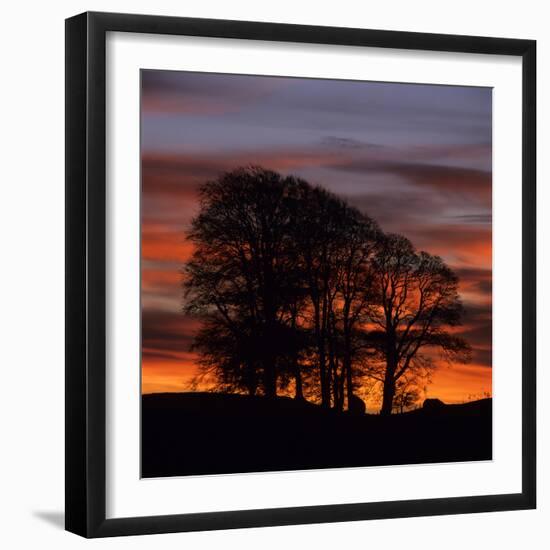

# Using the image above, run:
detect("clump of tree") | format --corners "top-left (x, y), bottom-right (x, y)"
top-left (392, 377), bottom-right (422, 414)
top-left (183, 167), bottom-right (471, 414)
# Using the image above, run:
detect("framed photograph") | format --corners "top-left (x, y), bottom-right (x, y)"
top-left (65, 11), bottom-right (536, 538)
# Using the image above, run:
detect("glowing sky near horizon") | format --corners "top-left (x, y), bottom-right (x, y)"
top-left (141, 70), bottom-right (492, 407)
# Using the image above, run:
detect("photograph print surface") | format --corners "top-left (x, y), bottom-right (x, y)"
top-left (140, 70), bottom-right (492, 478)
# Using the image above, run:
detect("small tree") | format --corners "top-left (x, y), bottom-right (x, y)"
top-left (368, 234), bottom-right (471, 416)
top-left (392, 377), bottom-right (422, 414)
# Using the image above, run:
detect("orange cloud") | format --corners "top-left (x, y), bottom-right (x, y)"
top-left (142, 355), bottom-right (199, 394)
top-left (428, 363), bottom-right (492, 403)
top-left (407, 224), bottom-right (492, 269)
top-left (142, 223), bottom-right (194, 263)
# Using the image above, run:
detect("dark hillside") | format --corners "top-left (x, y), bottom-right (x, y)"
top-left (142, 393), bottom-right (492, 478)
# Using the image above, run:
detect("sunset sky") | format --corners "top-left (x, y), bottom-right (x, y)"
top-left (141, 70), bottom-right (492, 407)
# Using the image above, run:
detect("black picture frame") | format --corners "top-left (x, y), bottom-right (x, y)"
top-left (65, 11), bottom-right (536, 538)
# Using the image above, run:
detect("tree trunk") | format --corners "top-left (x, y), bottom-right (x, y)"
top-left (317, 337), bottom-right (329, 407)
top-left (246, 363), bottom-right (257, 396)
top-left (263, 317), bottom-right (277, 398)
top-left (380, 372), bottom-right (396, 416)
top-left (261, 250), bottom-right (278, 399)
top-left (263, 356), bottom-right (277, 398)
top-left (381, 331), bottom-right (397, 416)
top-left (343, 327), bottom-right (353, 410)
top-left (294, 361), bottom-right (304, 400)
top-left (320, 291), bottom-right (332, 408)
top-left (327, 315), bottom-right (341, 410)
top-left (336, 360), bottom-right (346, 412)
top-left (345, 362), bottom-right (353, 411)
top-left (290, 313), bottom-right (304, 401)
top-left (312, 296), bottom-right (330, 408)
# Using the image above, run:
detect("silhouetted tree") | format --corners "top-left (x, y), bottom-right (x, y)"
top-left (184, 167), bottom-right (309, 398)
top-left (367, 234), bottom-right (471, 416)
top-left (290, 184), bottom-right (380, 408)
top-left (333, 208), bottom-right (380, 409)
top-left (392, 376), bottom-right (421, 414)
top-left (289, 183), bottom-right (345, 407)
